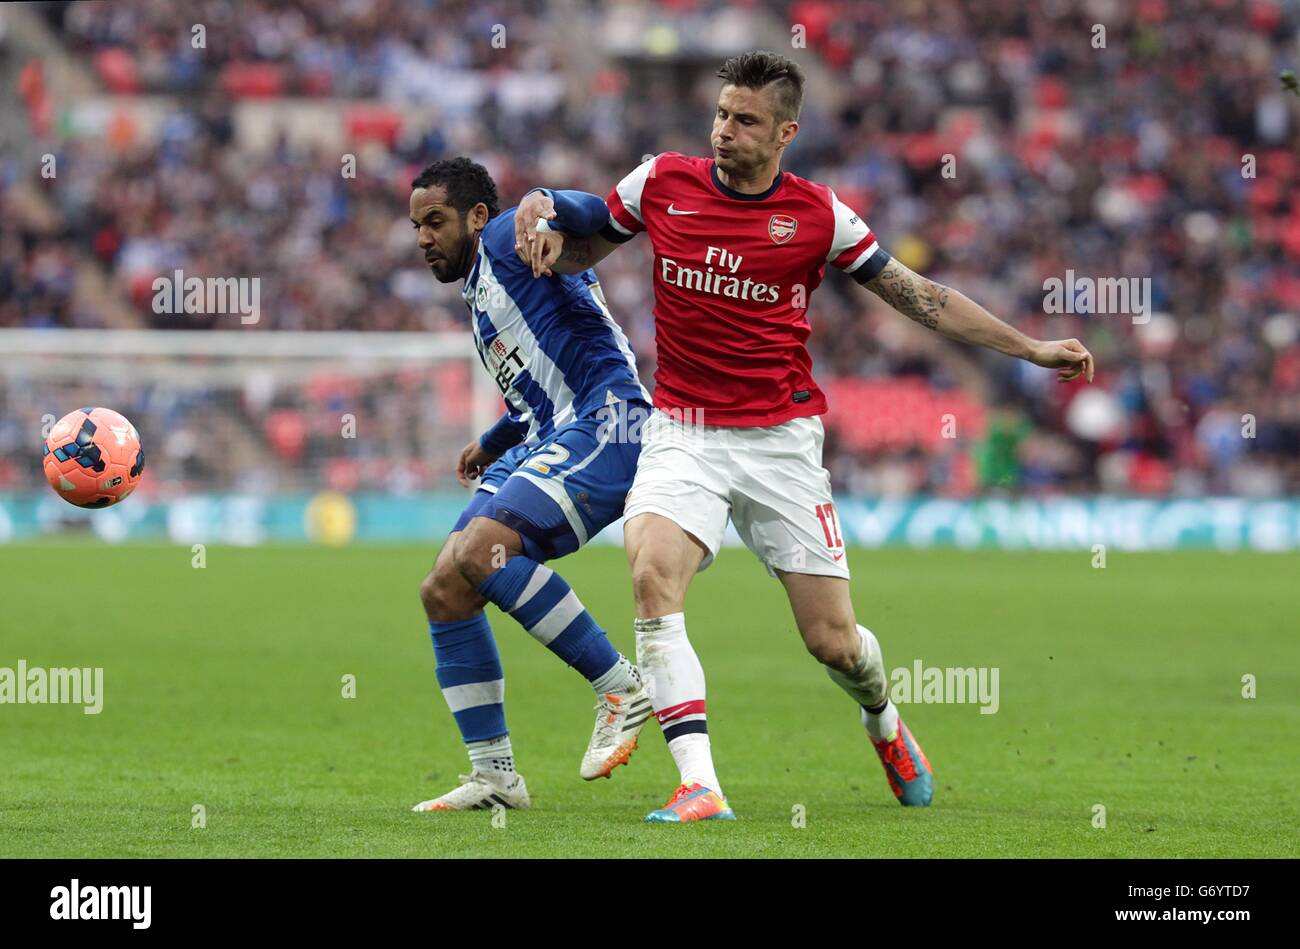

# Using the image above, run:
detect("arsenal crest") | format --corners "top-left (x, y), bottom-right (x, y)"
top-left (768, 214), bottom-right (797, 245)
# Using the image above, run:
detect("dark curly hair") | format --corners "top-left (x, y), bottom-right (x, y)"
top-left (717, 50), bottom-right (805, 125)
top-left (411, 157), bottom-right (501, 219)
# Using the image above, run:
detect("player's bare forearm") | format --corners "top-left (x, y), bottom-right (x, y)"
top-left (863, 260), bottom-right (1094, 382)
top-left (865, 261), bottom-right (1033, 359)
top-left (548, 234), bottom-right (595, 274)
top-left (546, 232), bottom-right (620, 275)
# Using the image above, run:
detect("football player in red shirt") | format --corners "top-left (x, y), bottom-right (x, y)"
top-left (514, 50), bottom-right (1094, 823)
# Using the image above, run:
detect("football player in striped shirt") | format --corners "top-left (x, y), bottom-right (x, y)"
top-left (408, 158), bottom-right (655, 813)
top-left (516, 51), bottom-right (1094, 822)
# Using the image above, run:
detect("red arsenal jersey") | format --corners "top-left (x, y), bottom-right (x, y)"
top-left (602, 152), bottom-right (890, 427)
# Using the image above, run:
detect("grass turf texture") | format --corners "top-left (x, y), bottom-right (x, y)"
top-left (1, 542), bottom-right (1296, 858)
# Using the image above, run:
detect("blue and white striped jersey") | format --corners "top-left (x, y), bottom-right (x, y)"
top-left (463, 210), bottom-right (650, 454)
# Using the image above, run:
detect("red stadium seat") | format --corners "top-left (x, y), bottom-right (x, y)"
top-left (220, 62), bottom-right (286, 98)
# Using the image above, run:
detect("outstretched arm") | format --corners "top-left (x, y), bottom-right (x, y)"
top-left (862, 259), bottom-right (1095, 383)
top-left (530, 230), bottom-right (620, 277)
top-left (513, 188), bottom-right (623, 276)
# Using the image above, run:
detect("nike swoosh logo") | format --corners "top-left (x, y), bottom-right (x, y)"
top-left (666, 204), bottom-right (699, 215)
top-left (833, 552), bottom-right (845, 562)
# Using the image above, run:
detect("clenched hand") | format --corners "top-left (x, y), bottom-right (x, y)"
top-left (1029, 338), bottom-right (1095, 383)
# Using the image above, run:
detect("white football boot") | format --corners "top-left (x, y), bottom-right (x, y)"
top-left (412, 770), bottom-right (530, 812)
top-left (580, 681), bottom-right (654, 780)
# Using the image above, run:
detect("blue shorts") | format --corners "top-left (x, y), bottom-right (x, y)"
top-left (451, 401), bottom-right (648, 562)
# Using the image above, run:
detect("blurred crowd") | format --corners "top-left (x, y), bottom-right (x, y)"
top-left (2, 0), bottom-right (1297, 498)
top-left (0, 363), bottom-right (475, 496)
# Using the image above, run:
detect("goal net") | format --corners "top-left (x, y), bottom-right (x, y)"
top-left (0, 329), bottom-right (497, 543)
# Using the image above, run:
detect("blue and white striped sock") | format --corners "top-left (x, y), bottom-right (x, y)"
top-left (429, 613), bottom-right (508, 750)
top-left (477, 556), bottom-right (635, 690)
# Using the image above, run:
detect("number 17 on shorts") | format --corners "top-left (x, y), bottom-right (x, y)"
top-left (814, 502), bottom-right (845, 561)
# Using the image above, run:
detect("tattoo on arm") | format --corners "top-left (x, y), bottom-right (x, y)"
top-left (866, 261), bottom-right (948, 330)
top-left (557, 236), bottom-right (593, 267)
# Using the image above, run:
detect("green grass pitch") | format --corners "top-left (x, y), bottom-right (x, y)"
top-left (1, 541), bottom-right (1296, 858)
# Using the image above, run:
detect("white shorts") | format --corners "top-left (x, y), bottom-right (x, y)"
top-left (623, 409), bottom-right (849, 578)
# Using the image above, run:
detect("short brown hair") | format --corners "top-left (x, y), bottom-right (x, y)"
top-left (717, 50), bottom-right (805, 124)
